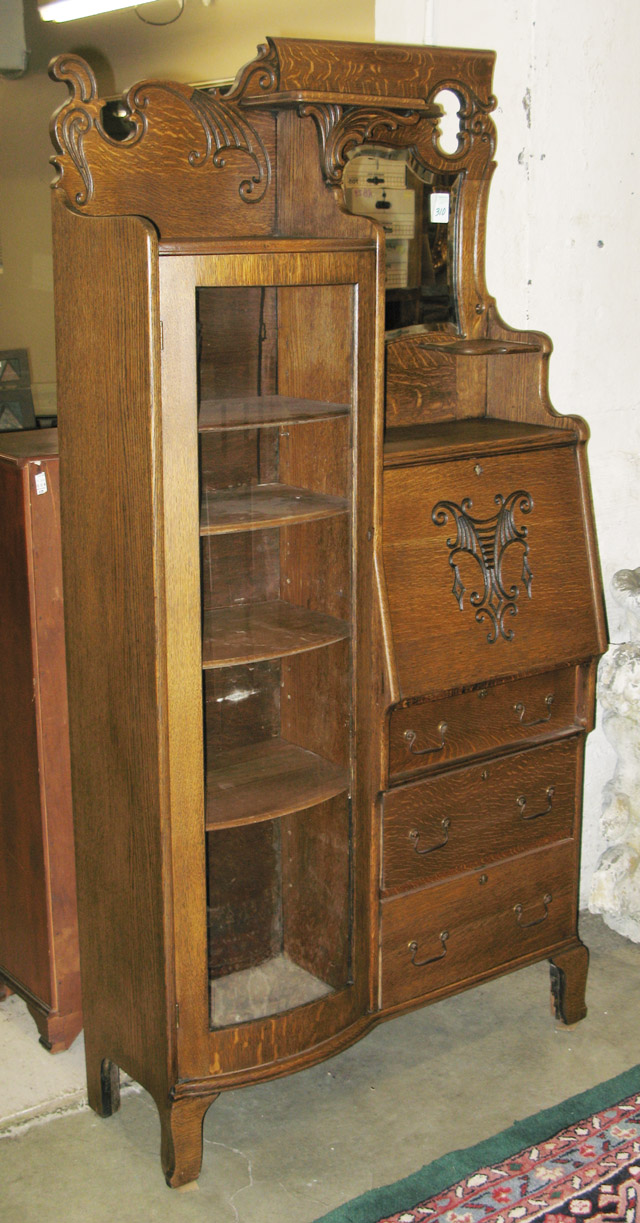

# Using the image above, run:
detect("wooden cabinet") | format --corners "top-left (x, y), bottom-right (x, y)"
top-left (49, 37), bottom-right (606, 1185)
top-left (0, 430), bottom-right (81, 1052)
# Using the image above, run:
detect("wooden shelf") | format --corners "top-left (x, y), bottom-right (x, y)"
top-left (200, 483), bottom-right (348, 535)
top-left (384, 330), bottom-right (541, 354)
top-left (205, 737), bottom-right (348, 828)
top-left (383, 418), bottom-right (577, 468)
top-left (199, 395), bottom-right (350, 431)
top-left (202, 600), bottom-right (350, 668)
top-left (410, 338), bottom-right (540, 356)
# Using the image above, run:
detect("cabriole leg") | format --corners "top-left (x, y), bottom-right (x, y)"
top-left (549, 939), bottom-right (589, 1026)
top-left (160, 1094), bottom-right (218, 1189)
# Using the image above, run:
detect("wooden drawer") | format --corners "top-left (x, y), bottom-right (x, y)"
top-left (379, 839), bottom-right (577, 1009)
top-left (382, 737), bottom-right (582, 895)
top-left (389, 665), bottom-right (581, 781)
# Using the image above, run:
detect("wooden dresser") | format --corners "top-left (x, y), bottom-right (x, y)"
top-left (0, 430), bottom-right (81, 1052)
top-left (49, 37), bottom-right (606, 1184)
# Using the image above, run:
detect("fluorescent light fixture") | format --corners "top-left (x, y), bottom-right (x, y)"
top-left (39, 0), bottom-right (158, 20)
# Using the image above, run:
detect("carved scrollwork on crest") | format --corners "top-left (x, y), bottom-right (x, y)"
top-left (138, 83), bottom-right (272, 203)
top-left (50, 55), bottom-right (147, 205)
top-left (432, 491), bottom-right (533, 644)
top-left (298, 102), bottom-right (439, 185)
top-left (425, 78), bottom-right (497, 169)
top-left (49, 53), bottom-right (272, 210)
top-left (223, 39), bottom-right (280, 101)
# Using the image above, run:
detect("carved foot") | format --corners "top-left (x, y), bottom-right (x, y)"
top-left (160, 1094), bottom-right (217, 1188)
top-left (85, 1053), bottom-right (121, 1117)
top-left (549, 939), bottom-right (589, 1026)
top-left (0, 977), bottom-right (13, 1001)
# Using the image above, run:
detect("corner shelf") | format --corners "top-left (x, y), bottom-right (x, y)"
top-left (199, 396), bottom-right (350, 431)
top-left (200, 483), bottom-right (348, 534)
top-left (410, 338), bottom-right (541, 356)
top-left (205, 737), bottom-right (349, 829)
top-left (202, 601), bottom-right (350, 668)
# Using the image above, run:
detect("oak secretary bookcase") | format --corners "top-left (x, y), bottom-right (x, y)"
top-left (49, 38), bottom-right (606, 1186)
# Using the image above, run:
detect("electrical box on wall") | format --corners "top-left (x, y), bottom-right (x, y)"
top-left (0, 0), bottom-right (28, 76)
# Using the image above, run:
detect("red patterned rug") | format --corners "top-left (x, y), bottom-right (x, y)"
top-left (316, 1066), bottom-right (640, 1223)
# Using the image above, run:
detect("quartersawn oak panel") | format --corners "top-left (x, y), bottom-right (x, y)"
top-left (382, 440), bottom-right (603, 699)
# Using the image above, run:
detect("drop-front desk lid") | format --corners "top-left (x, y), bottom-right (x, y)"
top-left (381, 419), bottom-right (602, 701)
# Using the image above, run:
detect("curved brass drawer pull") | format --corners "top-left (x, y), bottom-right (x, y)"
top-left (408, 930), bottom-right (449, 967)
top-left (514, 892), bottom-right (552, 928)
top-left (513, 694), bottom-right (554, 727)
top-left (409, 818), bottom-right (451, 855)
top-left (403, 721), bottom-right (448, 757)
top-left (516, 786), bottom-right (555, 821)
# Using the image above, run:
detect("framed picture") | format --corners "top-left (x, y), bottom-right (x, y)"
top-left (0, 349), bottom-right (36, 431)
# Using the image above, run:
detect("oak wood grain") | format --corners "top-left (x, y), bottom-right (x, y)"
top-left (49, 34), bottom-right (604, 1188)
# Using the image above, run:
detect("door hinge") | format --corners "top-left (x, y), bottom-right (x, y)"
top-left (175, 1002), bottom-right (180, 1029)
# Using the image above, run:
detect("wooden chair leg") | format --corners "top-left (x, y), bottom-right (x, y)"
top-left (549, 939), bottom-right (589, 1026)
top-left (159, 1094), bottom-right (217, 1188)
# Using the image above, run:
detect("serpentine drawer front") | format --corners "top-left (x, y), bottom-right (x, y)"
top-left (379, 839), bottom-right (578, 1009)
top-left (382, 736), bottom-right (582, 895)
top-left (388, 665), bottom-right (581, 782)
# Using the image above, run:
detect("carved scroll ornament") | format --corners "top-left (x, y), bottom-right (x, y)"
top-left (298, 102), bottom-right (439, 186)
top-left (49, 54), bottom-right (272, 213)
top-left (432, 491), bottom-right (533, 643)
top-left (298, 78), bottom-right (495, 187)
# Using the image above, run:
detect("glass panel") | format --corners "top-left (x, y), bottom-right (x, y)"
top-left (196, 285), bottom-right (354, 1027)
top-left (342, 146), bottom-right (459, 331)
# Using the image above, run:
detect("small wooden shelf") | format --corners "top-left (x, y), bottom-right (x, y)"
top-left (200, 483), bottom-right (348, 534)
top-left (202, 600), bottom-right (350, 667)
top-left (199, 395), bottom-right (350, 432)
top-left (384, 331), bottom-right (541, 355)
top-left (411, 338), bottom-right (540, 356)
top-left (205, 737), bottom-right (348, 828)
top-left (383, 418), bottom-right (577, 468)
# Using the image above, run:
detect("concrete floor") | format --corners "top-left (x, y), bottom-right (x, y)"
top-left (1, 912), bottom-right (639, 1222)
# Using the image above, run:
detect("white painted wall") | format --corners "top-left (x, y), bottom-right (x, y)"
top-left (377, 0), bottom-right (640, 903)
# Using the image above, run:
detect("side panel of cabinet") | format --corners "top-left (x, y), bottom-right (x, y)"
top-left (158, 257), bottom-right (210, 1077)
top-left (0, 460), bottom-right (51, 1003)
top-left (52, 197), bottom-right (176, 1100)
